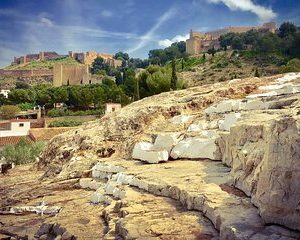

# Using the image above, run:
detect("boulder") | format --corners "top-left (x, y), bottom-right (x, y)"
top-left (91, 190), bottom-right (112, 204)
top-left (132, 142), bottom-right (169, 163)
top-left (170, 137), bottom-right (221, 160)
top-left (152, 133), bottom-right (183, 153)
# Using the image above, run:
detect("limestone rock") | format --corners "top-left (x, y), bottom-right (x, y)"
top-left (170, 137), bottom-right (221, 160)
top-left (152, 132), bottom-right (183, 153)
top-left (170, 115), bottom-right (194, 124)
top-left (219, 113), bottom-right (241, 131)
top-left (132, 141), bottom-right (169, 163)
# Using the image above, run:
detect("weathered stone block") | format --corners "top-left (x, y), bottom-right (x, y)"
top-left (170, 137), bottom-right (221, 160)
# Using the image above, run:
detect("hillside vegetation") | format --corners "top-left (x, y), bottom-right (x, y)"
top-left (178, 50), bottom-right (290, 86)
top-left (5, 56), bottom-right (82, 70)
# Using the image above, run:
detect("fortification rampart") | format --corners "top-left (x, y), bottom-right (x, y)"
top-left (0, 69), bottom-right (53, 78)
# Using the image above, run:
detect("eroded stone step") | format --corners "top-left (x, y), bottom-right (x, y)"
top-left (102, 186), bottom-right (219, 240)
top-left (91, 159), bottom-right (300, 240)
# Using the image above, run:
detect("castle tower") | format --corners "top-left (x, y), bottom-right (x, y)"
top-left (69, 51), bottom-right (74, 58)
top-left (39, 51), bottom-right (45, 61)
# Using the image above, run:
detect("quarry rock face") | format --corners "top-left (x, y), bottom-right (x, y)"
top-left (32, 73), bottom-right (300, 239)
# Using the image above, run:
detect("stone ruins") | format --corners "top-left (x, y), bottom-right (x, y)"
top-left (186, 22), bottom-right (277, 54)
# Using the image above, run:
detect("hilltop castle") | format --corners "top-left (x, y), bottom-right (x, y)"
top-left (68, 51), bottom-right (122, 68)
top-left (12, 51), bottom-right (122, 68)
top-left (186, 22), bottom-right (276, 55)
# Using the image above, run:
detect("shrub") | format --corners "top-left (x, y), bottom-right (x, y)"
top-left (47, 108), bottom-right (103, 117)
top-left (48, 120), bottom-right (82, 128)
top-left (280, 58), bottom-right (300, 73)
top-left (18, 102), bottom-right (35, 111)
top-left (0, 139), bottom-right (45, 165)
top-left (0, 105), bottom-right (21, 119)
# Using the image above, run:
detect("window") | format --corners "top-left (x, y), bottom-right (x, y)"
top-left (19, 123), bottom-right (24, 127)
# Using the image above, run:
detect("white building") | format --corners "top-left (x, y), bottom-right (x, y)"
top-left (105, 103), bottom-right (122, 114)
top-left (0, 89), bottom-right (10, 98)
top-left (0, 119), bottom-right (31, 137)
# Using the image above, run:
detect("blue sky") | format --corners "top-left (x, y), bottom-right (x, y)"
top-left (0, 0), bottom-right (299, 67)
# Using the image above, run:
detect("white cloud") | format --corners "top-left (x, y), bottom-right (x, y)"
top-left (39, 17), bottom-right (54, 27)
top-left (127, 7), bottom-right (177, 54)
top-left (207, 0), bottom-right (277, 21)
top-left (158, 34), bottom-right (189, 48)
top-left (100, 10), bottom-right (113, 18)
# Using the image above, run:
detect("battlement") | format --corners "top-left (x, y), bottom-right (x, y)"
top-left (12, 52), bottom-right (65, 65)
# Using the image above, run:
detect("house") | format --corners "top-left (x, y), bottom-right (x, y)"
top-left (0, 89), bottom-right (10, 98)
top-left (0, 119), bottom-right (31, 137)
top-left (105, 103), bottom-right (122, 114)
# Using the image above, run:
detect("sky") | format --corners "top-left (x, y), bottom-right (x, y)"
top-left (0, 0), bottom-right (299, 67)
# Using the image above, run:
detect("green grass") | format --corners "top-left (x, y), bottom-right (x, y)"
top-left (5, 57), bottom-right (82, 70)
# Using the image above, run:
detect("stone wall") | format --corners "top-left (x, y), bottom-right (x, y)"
top-left (0, 69), bottom-right (53, 78)
top-left (186, 22), bottom-right (277, 55)
top-left (53, 64), bottom-right (90, 87)
top-left (69, 51), bottom-right (122, 68)
top-left (13, 52), bottom-right (64, 65)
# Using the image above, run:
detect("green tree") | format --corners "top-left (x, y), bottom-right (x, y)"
top-left (51, 87), bottom-right (68, 105)
top-left (91, 57), bottom-right (111, 75)
top-left (115, 71), bottom-right (123, 85)
top-left (114, 52), bottom-right (129, 61)
top-left (8, 89), bottom-right (35, 104)
top-left (170, 59), bottom-right (178, 90)
top-left (15, 81), bottom-right (31, 89)
top-left (232, 36), bottom-right (243, 50)
top-left (0, 105), bottom-right (21, 119)
top-left (278, 22), bottom-right (297, 38)
top-left (207, 47), bottom-right (216, 57)
top-left (122, 68), bottom-right (136, 98)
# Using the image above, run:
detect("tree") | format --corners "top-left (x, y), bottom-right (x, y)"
top-left (122, 68), bottom-right (136, 98)
top-left (0, 105), bottom-right (21, 119)
top-left (278, 22), bottom-right (297, 38)
top-left (232, 36), bottom-right (243, 50)
top-left (91, 57), bottom-right (111, 75)
top-left (255, 32), bottom-right (281, 53)
top-left (170, 59), bottom-right (178, 90)
top-left (8, 89), bottom-right (35, 104)
top-left (15, 81), bottom-right (31, 89)
top-left (51, 87), bottom-right (68, 105)
top-left (114, 52), bottom-right (129, 61)
top-left (207, 47), bottom-right (216, 57)
top-left (115, 71), bottom-right (123, 85)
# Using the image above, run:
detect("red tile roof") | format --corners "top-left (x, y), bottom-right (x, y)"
top-left (0, 136), bottom-right (33, 147)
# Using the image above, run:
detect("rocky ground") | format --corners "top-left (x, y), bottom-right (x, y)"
top-left (0, 73), bottom-right (300, 239)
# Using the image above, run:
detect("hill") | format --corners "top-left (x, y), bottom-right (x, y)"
top-left (177, 50), bottom-right (291, 87)
top-left (4, 56), bottom-right (82, 70)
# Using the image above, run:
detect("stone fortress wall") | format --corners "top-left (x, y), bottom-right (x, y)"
top-left (69, 51), bottom-right (122, 68)
top-left (186, 22), bottom-right (277, 55)
top-left (5, 50), bottom-right (122, 87)
top-left (12, 52), bottom-right (66, 65)
top-left (0, 69), bottom-right (53, 78)
top-left (53, 64), bottom-right (91, 87)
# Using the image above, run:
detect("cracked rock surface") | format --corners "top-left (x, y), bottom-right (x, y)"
top-left (1, 73), bottom-right (300, 239)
